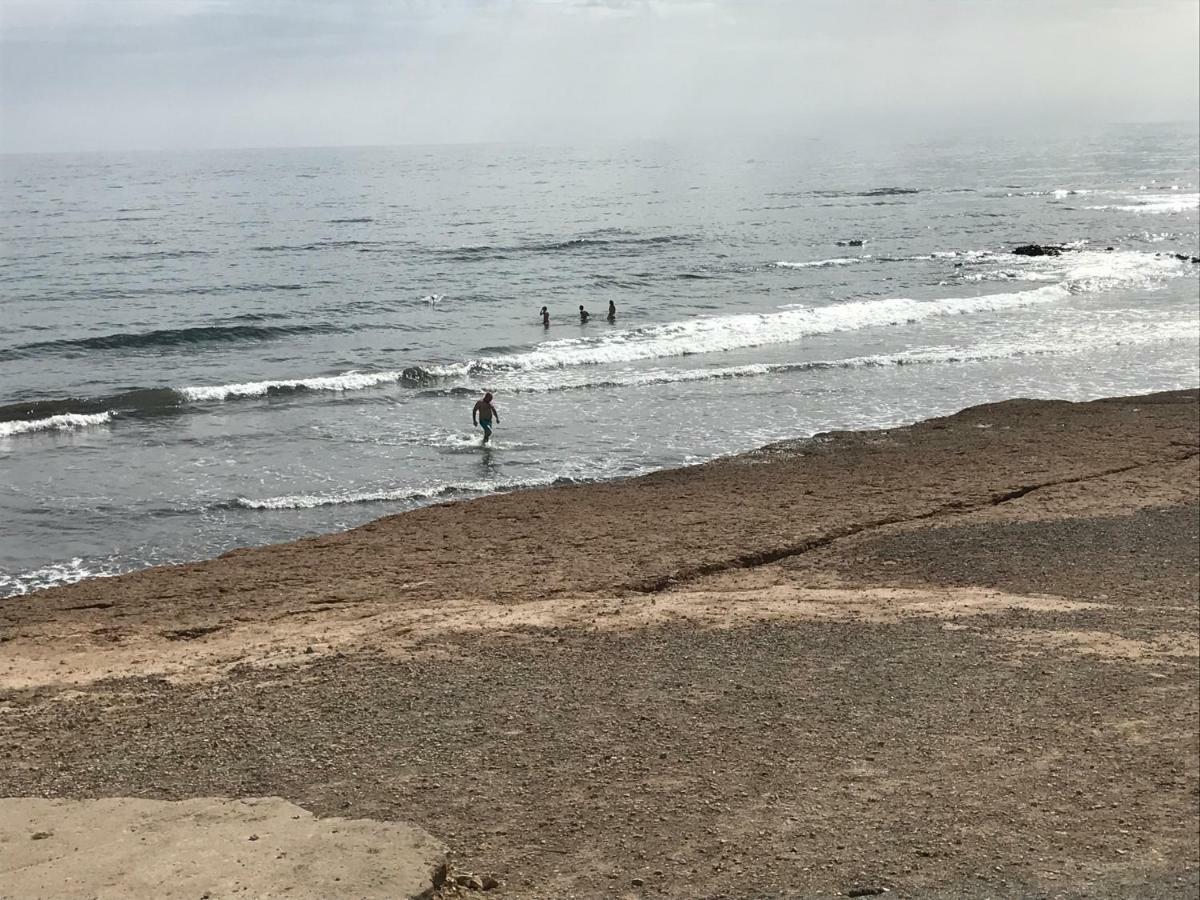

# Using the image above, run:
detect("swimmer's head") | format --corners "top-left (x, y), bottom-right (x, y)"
top-left (483, 392), bottom-right (493, 402)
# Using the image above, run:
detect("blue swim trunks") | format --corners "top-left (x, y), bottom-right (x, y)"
top-left (479, 418), bottom-right (492, 434)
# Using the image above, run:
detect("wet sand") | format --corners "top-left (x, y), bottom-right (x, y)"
top-left (1, 390), bottom-right (1198, 898)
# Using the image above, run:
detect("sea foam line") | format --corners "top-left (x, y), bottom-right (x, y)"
top-left (230, 474), bottom-right (592, 511)
top-left (773, 257), bottom-right (861, 269)
top-left (0, 412), bottom-right (114, 438)
top-left (139, 247), bottom-right (1195, 403)
top-left (180, 283), bottom-right (1068, 401)
top-left (180, 370), bottom-right (406, 402)
top-left (434, 283), bottom-right (1073, 377)
top-left (420, 317), bottom-right (1199, 396)
top-left (0, 558), bottom-right (118, 597)
top-left (1086, 193), bottom-right (1200, 214)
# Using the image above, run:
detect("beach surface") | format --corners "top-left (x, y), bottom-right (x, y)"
top-left (2, 390), bottom-right (1198, 898)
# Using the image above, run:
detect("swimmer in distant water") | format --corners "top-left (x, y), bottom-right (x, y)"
top-left (579, 305), bottom-right (590, 323)
top-left (540, 306), bottom-right (550, 327)
top-left (472, 392), bottom-right (499, 445)
top-left (607, 300), bottom-right (616, 323)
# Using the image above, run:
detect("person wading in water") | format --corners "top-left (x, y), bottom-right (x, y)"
top-left (472, 392), bottom-right (499, 445)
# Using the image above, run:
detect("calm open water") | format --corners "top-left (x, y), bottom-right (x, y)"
top-left (2, 125), bottom-right (1198, 596)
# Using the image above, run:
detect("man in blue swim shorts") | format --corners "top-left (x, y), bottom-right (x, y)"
top-left (472, 391), bottom-right (499, 445)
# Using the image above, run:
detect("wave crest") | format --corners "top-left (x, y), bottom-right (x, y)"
top-left (430, 284), bottom-right (1071, 378)
top-left (773, 257), bottom-right (860, 269)
top-left (0, 412), bottom-right (113, 438)
top-left (4, 322), bottom-right (338, 359)
top-left (228, 475), bottom-right (590, 511)
top-left (180, 370), bottom-right (406, 402)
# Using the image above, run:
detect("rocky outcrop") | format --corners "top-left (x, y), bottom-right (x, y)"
top-left (1012, 244), bottom-right (1067, 257)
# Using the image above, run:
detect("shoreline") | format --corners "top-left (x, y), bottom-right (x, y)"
top-left (2, 388), bottom-right (1198, 898)
top-left (5, 387), bottom-right (1197, 614)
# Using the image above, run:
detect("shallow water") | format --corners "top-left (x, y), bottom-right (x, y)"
top-left (2, 126), bottom-right (1198, 595)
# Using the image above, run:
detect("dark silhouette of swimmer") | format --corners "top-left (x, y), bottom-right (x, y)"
top-left (607, 300), bottom-right (616, 323)
top-left (540, 306), bottom-right (550, 327)
top-left (472, 392), bottom-right (499, 445)
top-left (579, 305), bottom-right (590, 323)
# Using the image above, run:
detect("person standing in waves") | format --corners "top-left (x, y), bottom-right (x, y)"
top-left (473, 392), bottom-right (499, 445)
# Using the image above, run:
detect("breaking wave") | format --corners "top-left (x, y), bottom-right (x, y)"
top-left (0, 388), bottom-right (183, 427)
top-left (773, 257), bottom-right (860, 269)
top-left (179, 370), bottom-right (409, 402)
top-left (0, 558), bottom-right (119, 597)
top-left (430, 284), bottom-right (1073, 378)
top-left (418, 318), bottom-right (1198, 397)
top-left (227, 474), bottom-right (593, 511)
top-left (6, 249), bottom-right (1188, 423)
top-left (0, 412), bottom-right (113, 438)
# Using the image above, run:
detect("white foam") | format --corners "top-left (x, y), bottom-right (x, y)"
top-left (1060, 248), bottom-right (1188, 292)
top-left (233, 475), bottom-right (555, 510)
top-left (176, 249), bottom-right (1190, 403)
top-left (428, 431), bottom-right (484, 450)
top-left (181, 370), bottom-right (403, 402)
top-left (435, 284), bottom-right (1072, 377)
top-left (959, 269), bottom-right (1058, 283)
top-left (479, 316), bottom-right (1197, 395)
top-left (0, 558), bottom-right (117, 597)
top-left (234, 487), bottom-right (432, 510)
top-left (0, 412), bottom-right (113, 438)
top-left (774, 257), bottom-right (860, 269)
top-left (1086, 193), bottom-right (1200, 214)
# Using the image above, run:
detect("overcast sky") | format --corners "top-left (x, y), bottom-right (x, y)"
top-left (1, 0), bottom-right (1197, 153)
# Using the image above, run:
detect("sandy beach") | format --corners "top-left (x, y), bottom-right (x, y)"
top-left (1, 389), bottom-right (1197, 898)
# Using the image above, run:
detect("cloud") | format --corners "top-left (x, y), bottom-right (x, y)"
top-left (1, 0), bottom-right (1197, 151)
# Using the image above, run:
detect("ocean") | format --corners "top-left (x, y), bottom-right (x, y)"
top-left (2, 125), bottom-right (1198, 597)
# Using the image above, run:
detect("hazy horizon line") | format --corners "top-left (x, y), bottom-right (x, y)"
top-left (4, 118), bottom-right (1198, 159)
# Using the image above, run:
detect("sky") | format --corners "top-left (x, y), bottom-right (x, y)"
top-left (1, 0), bottom-right (1197, 153)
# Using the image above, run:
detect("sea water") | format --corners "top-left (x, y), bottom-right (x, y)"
top-left (2, 125), bottom-right (1198, 595)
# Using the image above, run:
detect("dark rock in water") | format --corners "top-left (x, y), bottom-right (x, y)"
top-left (1105, 246), bottom-right (1114, 251)
top-left (847, 889), bottom-right (886, 898)
top-left (401, 366), bottom-right (436, 386)
top-left (837, 239), bottom-right (865, 247)
top-left (1171, 253), bottom-right (1200, 263)
top-left (1013, 244), bottom-right (1064, 257)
